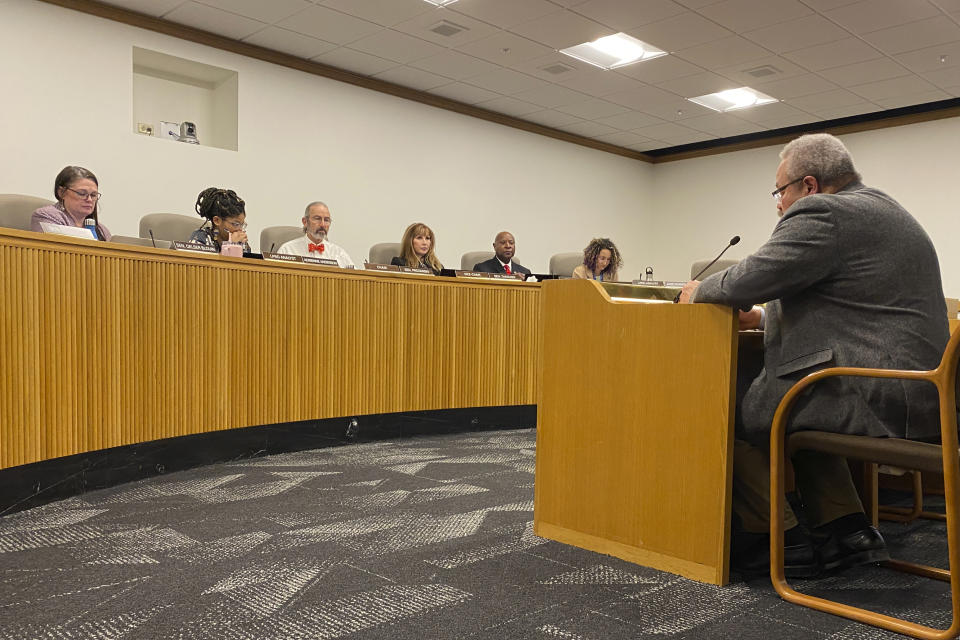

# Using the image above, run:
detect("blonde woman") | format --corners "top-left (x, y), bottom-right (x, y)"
top-left (391, 222), bottom-right (443, 275)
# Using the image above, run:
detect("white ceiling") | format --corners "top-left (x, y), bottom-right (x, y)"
top-left (100, 0), bottom-right (960, 154)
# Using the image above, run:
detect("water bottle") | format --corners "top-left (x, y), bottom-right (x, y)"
top-left (83, 217), bottom-right (99, 240)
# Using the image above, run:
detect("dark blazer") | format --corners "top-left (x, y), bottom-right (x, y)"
top-left (693, 181), bottom-right (948, 442)
top-left (473, 257), bottom-right (531, 275)
top-left (391, 256), bottom-right (442, 276)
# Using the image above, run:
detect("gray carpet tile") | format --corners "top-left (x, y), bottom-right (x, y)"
top-left (0, 428), bottom-right (953, 639)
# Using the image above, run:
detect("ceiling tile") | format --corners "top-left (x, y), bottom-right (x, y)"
top-left (551, 68), bottom-right (646, 96)
top-left (872, 89), bottom-right (952, 108)
top-left (697, 0), bottom-right (812, 33)
top-left (937, 0), bottom-right (960, 10)
top-left (821, 58), bottom-right (914, 86)
top-left (782, 37), bottom-right (882, 71)
top-left (714, 56), bottom-right (808, 86)
top-left (629, 140), bottom-right (668, 151)
top-left (823, 0), bottom-right (940, 35)
top-left (510, 53), bottom-right (597, 82)
top-left (614, 55), bottom-right (704, 84)
top-left (455, 31), bottom-right (554, 65)
top-left (922, 65), bottom-right (960, 88)
top-left (627, 12), bottom-right (734, 51)
top-left (555, 98), bottom-right (631, 119)
top-left (673, 0), bottom-right (727, 8)
top-left (656, 71), bottom-right (737, 97)
top-left (559, 121), bottom-right (620, 137)
top-left (786, 88), bottom-right (871, 111)
top-left (549, 0), bottom-right (592, 7)
top-left (732, 102), bottom-right (818, 127)
top-left (640, 98), bottom-right (716, 120)
top-left (409, 51), bottom-right (499, 80)
top-left (392, 9), bottom-right (499, 47)
top-left (742, 15), bottom-right (851, 54)
top-left (450, 0), bottom-right (560, 29)
top-left (594, 110), bottom-right (666, 130)
top-left (312, 47), bottom-right (397, 75)
top-left (348, 29), bottom-right (446, 64)
top-left (373, 65), bottom-right (451, 90)
top-left (512, 84), bottom-right (591, 108)
top-left (753, 73), bottom-right (840, 99)
top-left (798, 0), bottom-right (860, 9)
top-left (810, 102), bottom-right (882, 119)
top-left (196, 0), bottom-right (310, 23)
top-left (510, 9), bottom-right (613, 49)
top-left (850, 74), bottom-right (940, 100)
top-left (570, 0), bottom-right (687, 30)
top-left (675, 36), bottom-right (772, 70)
top-left (593, 131), bottom-right (657, 147)
top-left (521, 109), bottom-right (585, 128)
top-left (277, 5), bottom-right (383, 44)
top-left (163, 2), bottom-right (266, 39)
top-left (105, 0), bottom-right (191, 17)
top-left (682, 112), bottom-right (762, 136)
top-left (474, 96), bottom-right (544, 116)
top-left (895, 41), bottom-right (960, 73)
top-left (319, 0), bottom-right (434, 27)
top-left (632, 122), bottom-right (713, 144)
top-left (465, 68), bottom-right (552, 95)
top-left (428, 82), bottom-right (502, 104)
top-left (605, 84), bottom-right (681, 108)
top-left (242, 26), bottom-right (337, 59)
top-left (861, 16), bottom-right (960, 56)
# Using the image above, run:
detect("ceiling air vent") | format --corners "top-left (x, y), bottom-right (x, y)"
top-left (429, 20), bottom-right (468, 37)
top-left (539, 62), bottom-right (575, 75)
top-left (743, 64), bottom-right (781, 78)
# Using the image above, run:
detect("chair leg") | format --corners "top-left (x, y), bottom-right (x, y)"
top-left (880, 471), bottom-right (924, 523)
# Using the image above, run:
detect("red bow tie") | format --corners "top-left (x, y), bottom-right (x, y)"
top-left (308, 243), bottom-right (325, 254)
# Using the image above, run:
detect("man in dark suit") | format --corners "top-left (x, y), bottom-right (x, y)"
top-left (473, 231), bottom-right (531, 277)
top-left (680, 133), bottom-right (949, 577)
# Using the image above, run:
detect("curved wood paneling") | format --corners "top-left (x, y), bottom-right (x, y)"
top-left (0, 230), bottom-right (540, 470)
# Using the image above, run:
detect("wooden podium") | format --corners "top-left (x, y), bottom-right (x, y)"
top-left (534, 279), bottom-right (739, 585)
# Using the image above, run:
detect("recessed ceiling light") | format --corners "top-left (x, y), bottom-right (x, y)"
top-left (423, 0), bottom-right (458, 6)
top-left (559, 33), bottom-right (666, 70)
top-left (687, 87), bottom-right (778, 112)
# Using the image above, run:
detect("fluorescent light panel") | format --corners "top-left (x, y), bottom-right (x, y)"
top-left (687, 87), bottom-right (778, 112)
top-left (560, 33), bottom-right (666, 70)
top-left (423, 0), bottom-right (458, 5)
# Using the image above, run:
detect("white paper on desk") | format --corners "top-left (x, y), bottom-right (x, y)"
top-left (39, 222), bottom-right (97, 240)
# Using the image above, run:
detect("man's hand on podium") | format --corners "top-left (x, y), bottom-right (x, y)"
top-left (738, 307), bottom-right (763, 330)
top-left (678, 280), bottom-right (700, 303)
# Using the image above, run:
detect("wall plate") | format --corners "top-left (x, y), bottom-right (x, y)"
top-left (136, 122), bottom-right (154, 136)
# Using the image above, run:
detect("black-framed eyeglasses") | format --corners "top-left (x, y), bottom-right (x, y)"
top-left (771, 177), bottom-right (803, 201)
top-left (65, 187), bottom-right (102, 201)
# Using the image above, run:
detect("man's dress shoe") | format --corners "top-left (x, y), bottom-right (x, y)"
top-left (818, 525), bottom-right (890, 571)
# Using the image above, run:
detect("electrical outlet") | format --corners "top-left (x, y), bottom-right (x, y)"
top-left (137, 122), bottom-right (154, 136)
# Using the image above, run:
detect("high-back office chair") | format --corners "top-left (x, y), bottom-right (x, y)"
top-left (461, 251), bottom-right (494, 271)
top-left (770, 326), bottom-right (960, 639)
top-left (260, 226), bottom-right (302, 254)
top-left (549, 252), bottom-right (582, 277)
top-left (690, 258), bottom-right (738, 280)
top-left (0, 194), bottom-right (54, 231)
top-left (139, 213), bottom-right (202, 243)
top-left (109, 235), bottom-right (172, 249)
top-left (368, 242), bottom-right (401, 266)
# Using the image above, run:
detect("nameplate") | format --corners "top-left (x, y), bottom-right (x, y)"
top-left (172, 241), bottom-right (217, 254)
top-left (456, 270), bottom-right (524, 280)
top-left (263, 252), bottom-right (303, 263)
top-left (364, 262), bottom-right (399, 272)
top-left (302, 256), bottom-right (339, 267)
top-left (399, 266), bottom-right (432, 275)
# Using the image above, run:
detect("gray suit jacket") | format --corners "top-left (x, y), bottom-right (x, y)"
top-left (693, 181), bottom-right (948, 442)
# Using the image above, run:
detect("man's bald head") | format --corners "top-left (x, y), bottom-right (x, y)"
top-left (493, 231), bottom-right (515, 263)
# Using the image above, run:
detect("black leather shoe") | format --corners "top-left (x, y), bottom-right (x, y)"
top-left (732, 531), bottom-right (820, 579)
top-left (818, 525), bottom-right (889, 572)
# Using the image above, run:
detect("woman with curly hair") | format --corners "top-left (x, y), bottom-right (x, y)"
top-left (188, 187), bottom-right (251, 253)
top-left (573, 237), bottom-right (622, 282)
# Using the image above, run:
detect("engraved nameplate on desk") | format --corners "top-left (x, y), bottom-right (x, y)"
top-left (302, 256), bottom-right (339, 267)
top-left (398, 266), bottom-right (432, 275)
top-left (364, 262), bottom-right (400, 272)
top-left (456, 270), bottom-right (523, 280)
top-left (172, 241), bottom-right (217, 254)
top-left (262, 252), bottom-right (303, 263)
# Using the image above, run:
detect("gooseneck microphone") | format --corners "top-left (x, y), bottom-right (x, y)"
top-left (269, 243), bottom-right (276, 254)
top-left (148, 229), bottom-right (157, 248)
top-left (673, 235), bottom-right (740, 303)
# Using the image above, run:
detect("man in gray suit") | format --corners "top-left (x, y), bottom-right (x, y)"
top-left (679, 133), bottom-right (948, 577)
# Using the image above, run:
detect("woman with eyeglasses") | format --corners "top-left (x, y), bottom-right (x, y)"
top-left (31, 165), bottom-right (111, 240)
top-left (188, 187), bottom-right (250, 253)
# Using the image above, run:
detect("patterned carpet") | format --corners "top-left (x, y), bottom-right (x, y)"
top-left (0, 428), bottom-right (952, 639)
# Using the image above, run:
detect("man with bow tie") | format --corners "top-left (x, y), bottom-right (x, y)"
top-left (277, 201), bottom-right (355, 268)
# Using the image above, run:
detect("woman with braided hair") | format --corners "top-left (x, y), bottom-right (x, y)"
top-left (572, 237), bottom-right (622, 282)
top-left (187, 187), bottom-right (251, 253)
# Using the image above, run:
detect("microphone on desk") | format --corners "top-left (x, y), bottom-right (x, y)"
top-left (268, 242), bottom-right (275, 254)
top-left (673, 235), bottom-right (740, 303)
top-left (148, 229), bottom-right (157, 248)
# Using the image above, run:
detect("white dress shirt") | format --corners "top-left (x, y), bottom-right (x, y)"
top-left (277, 235), bottom-right (355, 268)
